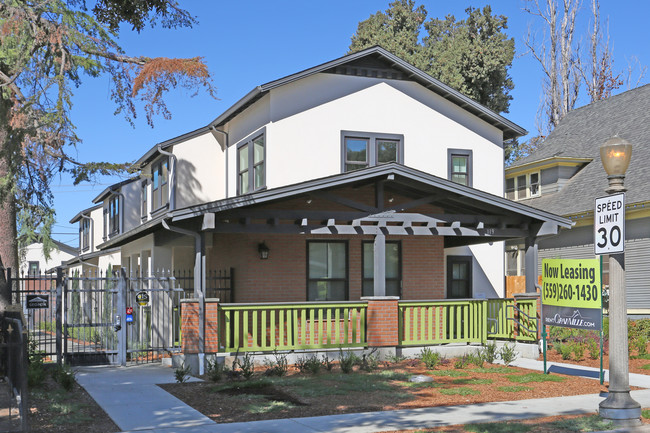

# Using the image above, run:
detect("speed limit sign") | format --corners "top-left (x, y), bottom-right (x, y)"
top-left (594, 193), bottom-right (625, 255)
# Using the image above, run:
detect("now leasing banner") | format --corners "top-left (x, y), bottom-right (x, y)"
top-left (541, 258), bottom-right (602, 331)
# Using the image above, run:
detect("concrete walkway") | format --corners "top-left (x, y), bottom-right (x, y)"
top-left (75, 359), bottom-right (650, 433)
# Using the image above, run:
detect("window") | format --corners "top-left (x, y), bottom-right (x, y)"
top-left (448, 149), bottom-right (472, 187)
top-left (307, 241), bottom-right (348, 301)
top-left (505, 172), bottom-right (540, 200)
top-left (81, 218), bottom-right (90, 251)
top-left (141, 180), bottom-right (148, 220)
top-left (447, 256), bottom-right (472, 299)
top-left (341, 131), bottom-right (403, 172)
top-left (28, 261), bottom-right (39, 276)
top-left (108, 195), bottom-right (120, 235)
top-left (237, 134), bottom-right (265, 194)
top-left (362, 241), bottom-right (401, 297)
top-left (152, 158), bottom-right (169, 210)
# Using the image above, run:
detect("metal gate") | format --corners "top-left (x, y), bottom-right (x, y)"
top-left (10, 268), bottom-right (188, 366)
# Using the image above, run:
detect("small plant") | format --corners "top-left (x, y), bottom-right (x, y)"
top-left (359, 352), bottom-right (380, 372)
top-left (27, 337), bottom-right (47, 387)
top-left (52, 364), bottom-right (77, 391)
top-left (322, 354), bottom-right (334, 371)
top-left (385, 353), bottom-right (405, 364)
top-left (587, 338), bottom-right (600, 359)
top-left (206, 358), bottom-right (226, 382)
top-left (479, 340), bottom-right (498, 364)
top-left (236, 352), bottom-right (255, 379)
top-left (453, 355), bottom-right (470, 369)
top-left (439, 387), bottom-right (480, 396)
top-left (420, 347), bottom-right (441, 370)
top-left (499, 343), bottom-right (518, 366)
top-left (571, 342), bottom-right (585, 360)
top-left (174, 363), bottom-right (192, 383)
top-left (467, 352), bottom-right (484, 368)
top-left (339, 349), bottom-right (359, 374)
top-left (263, 350), bottom-right (288, 377)
top-left (296, 355), bottom-right (322, 375)
top-left (632, 336), bottom-right (648, 356)
top-left (555, 342), bottom-right (573, 360)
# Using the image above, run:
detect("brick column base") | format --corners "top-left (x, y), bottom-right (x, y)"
top-left (362, 297), bottom-right (400, 347)
top-left (181, 298), bottom-right (220, 354)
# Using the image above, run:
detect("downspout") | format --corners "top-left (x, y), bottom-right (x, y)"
top-left (157, 145), bottom-right (177, 210)
top-left (209, 126), bottom-right (229, 199)
top-left (161, 218), bottom-right (206, 375)
top-left (79, 214), bottom-right (93, 253)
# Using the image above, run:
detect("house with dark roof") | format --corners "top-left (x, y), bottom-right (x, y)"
top-left (505, 84), bottom-right (650, 315)
top-left (20, 238), bottom-right (77, 275)
top-left (73, 46), bottom-right (570, 303)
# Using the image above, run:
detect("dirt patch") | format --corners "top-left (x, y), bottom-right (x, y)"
top-left (160, 358), bottom-right (611, 425)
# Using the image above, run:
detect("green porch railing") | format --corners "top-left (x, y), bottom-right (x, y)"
top-left (219, 302), bottom-right (367, 352)
top-left (486, 298), bottom-right (538, 342)
top-left (399, 300), bottom-right (488, 346)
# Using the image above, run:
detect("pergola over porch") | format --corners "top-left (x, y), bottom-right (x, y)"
top-left (168, 163), bottom-right (572, 300)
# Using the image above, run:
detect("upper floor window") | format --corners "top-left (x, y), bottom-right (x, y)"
top-left (141, 180), bottom-right (148, 220)
top-left (505, 172), bottom-right (540, 200)
top-left (81, 218), bottom-right (90, 251)
top-left (448, 149), bottom-right (472, 187)
top-left (152, 158), bottom-right (169, 211)
top-left (28, 261), bottom-right (39, 276)
top-left (341, 131), bottom-right (403, 172)
top-left (108, 195), bottom-right (120, 235)
top-left (237, 134), bottom-right (265, 194)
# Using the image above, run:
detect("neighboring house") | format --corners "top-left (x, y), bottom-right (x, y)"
top-left (67, 204), bottom-right (121, 276)
top-left (85, 46), bottom-right (570, 302)
top-left (20, 238), bottom-right (77, 275)
top-left (505, 84), bottom-right (650, 315)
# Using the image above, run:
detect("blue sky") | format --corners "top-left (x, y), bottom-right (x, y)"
top-left (50, 0), bottom-right (650, 246)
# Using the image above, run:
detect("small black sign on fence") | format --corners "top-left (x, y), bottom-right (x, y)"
top-left (26, 294), bottom-right (49, 309)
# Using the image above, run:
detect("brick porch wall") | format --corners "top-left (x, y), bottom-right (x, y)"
top-left (181, 299), bottom-right (219, 354)
top-left (209, 233), bottom-right (445, 303)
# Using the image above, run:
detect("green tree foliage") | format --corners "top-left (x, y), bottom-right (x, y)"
top-left (0, 1), bottom-right (216, 302)
top-left (349, 1), bottom-right (515, 114)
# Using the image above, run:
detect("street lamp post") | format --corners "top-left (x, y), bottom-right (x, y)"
top-left (598, 136), bottom-right (641, 426)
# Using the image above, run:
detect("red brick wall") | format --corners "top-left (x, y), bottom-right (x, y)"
top-left (209, 233), bottom-right (445, 303)
top-left (181, 299), bottom-right (219, 354)
top-left (366, 298), bottom-right (399, 346)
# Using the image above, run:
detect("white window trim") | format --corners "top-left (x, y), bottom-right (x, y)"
top-left (506, 171), bottom-right (541, 200)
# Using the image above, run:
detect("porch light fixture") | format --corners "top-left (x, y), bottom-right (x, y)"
top-left (600, 136), bottom-right (632, 193)
top-left (258, 242), bottom-right (270, 260)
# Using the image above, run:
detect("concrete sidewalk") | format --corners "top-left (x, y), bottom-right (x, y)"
top-left (75, 359), bottom-right (650, 433)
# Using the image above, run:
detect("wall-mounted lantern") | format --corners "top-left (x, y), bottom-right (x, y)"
top-left (258, 242), bottom-right (270, 260)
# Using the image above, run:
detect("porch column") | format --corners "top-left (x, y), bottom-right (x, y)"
top-left (524, 236), bottom-right (538, 293)
top-left (193, 232), bottom-right (206, 374)
top-left (373, 233), bottom-right (386, 297)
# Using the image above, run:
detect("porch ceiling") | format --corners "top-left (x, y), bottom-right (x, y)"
top-left (172, 164), bottom-right (571, 247)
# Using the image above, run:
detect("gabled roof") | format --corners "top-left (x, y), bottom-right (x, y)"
top-left (209, 46), bottom-right (527, 140)
top-left (92, 178), bottom-right (139, 204)
top-left (507, 84), bottom-right (650, 216)
top-left (69, 203), bottom-right (103, 224)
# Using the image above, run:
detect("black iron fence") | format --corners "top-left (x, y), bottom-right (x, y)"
top-left (172, 268), bottom-right (235, 302)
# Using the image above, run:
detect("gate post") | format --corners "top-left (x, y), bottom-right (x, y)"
top-left (117, 269), bottom-right (128, 366)
top-left (55, 268), bottom-right (63, 366)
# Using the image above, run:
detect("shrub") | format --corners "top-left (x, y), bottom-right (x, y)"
top-left (296, 355), bottom-right (322, 375)
top-left (467, 352), bottom-right (484, 368)
top-left (174, 363), bottom-right (192, 383)
top-left (27, 337), bottom-right (47, 388)
top-left (632, 336), bottom-right (649, 356)
top-left (555, 342), bottom-right (573, 360)
top-left (359, 352), bottom-right (380, 372)
top-left (499, 343), bottom-right (518, 366)
top-left (572, 342), bottom-right (585, 360)
top-left (52, 364), bottom-right (76, 391)
top-left (479, 341), bottom-right (498, 364)
top-left (339, 349), bottom-right (359, 374)
top-left (236, 352), bottom-right (255, 380)
top-left (322, 354), bottom-right (334, 371)
top-left (587, 338), bottom-right (600, 360)
top-left (454, 355), bottom-right (470, 369)
top-left (206, 358), bottom-right (226, 382)
top-left (263, 350), bottom-right (288, 377)
top-left (420, 348), bottom-right (441, 370)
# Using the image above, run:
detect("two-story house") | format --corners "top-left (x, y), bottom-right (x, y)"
top-left (505, 84), bottom-right (650, 316)
top-left (84, 47), bottom-right (570, 303)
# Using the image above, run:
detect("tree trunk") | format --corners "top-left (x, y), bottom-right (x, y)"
top-left (0, 97), bottom-right (18, 306)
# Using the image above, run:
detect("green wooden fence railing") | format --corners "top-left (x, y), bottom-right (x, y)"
top-left (219, 302), bottom-right (367, 352)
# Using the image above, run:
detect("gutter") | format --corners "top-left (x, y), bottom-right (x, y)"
top-left (161, 218), bottom-right (206, 375)
top-left (157, 144), bottom-right (177, 211)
